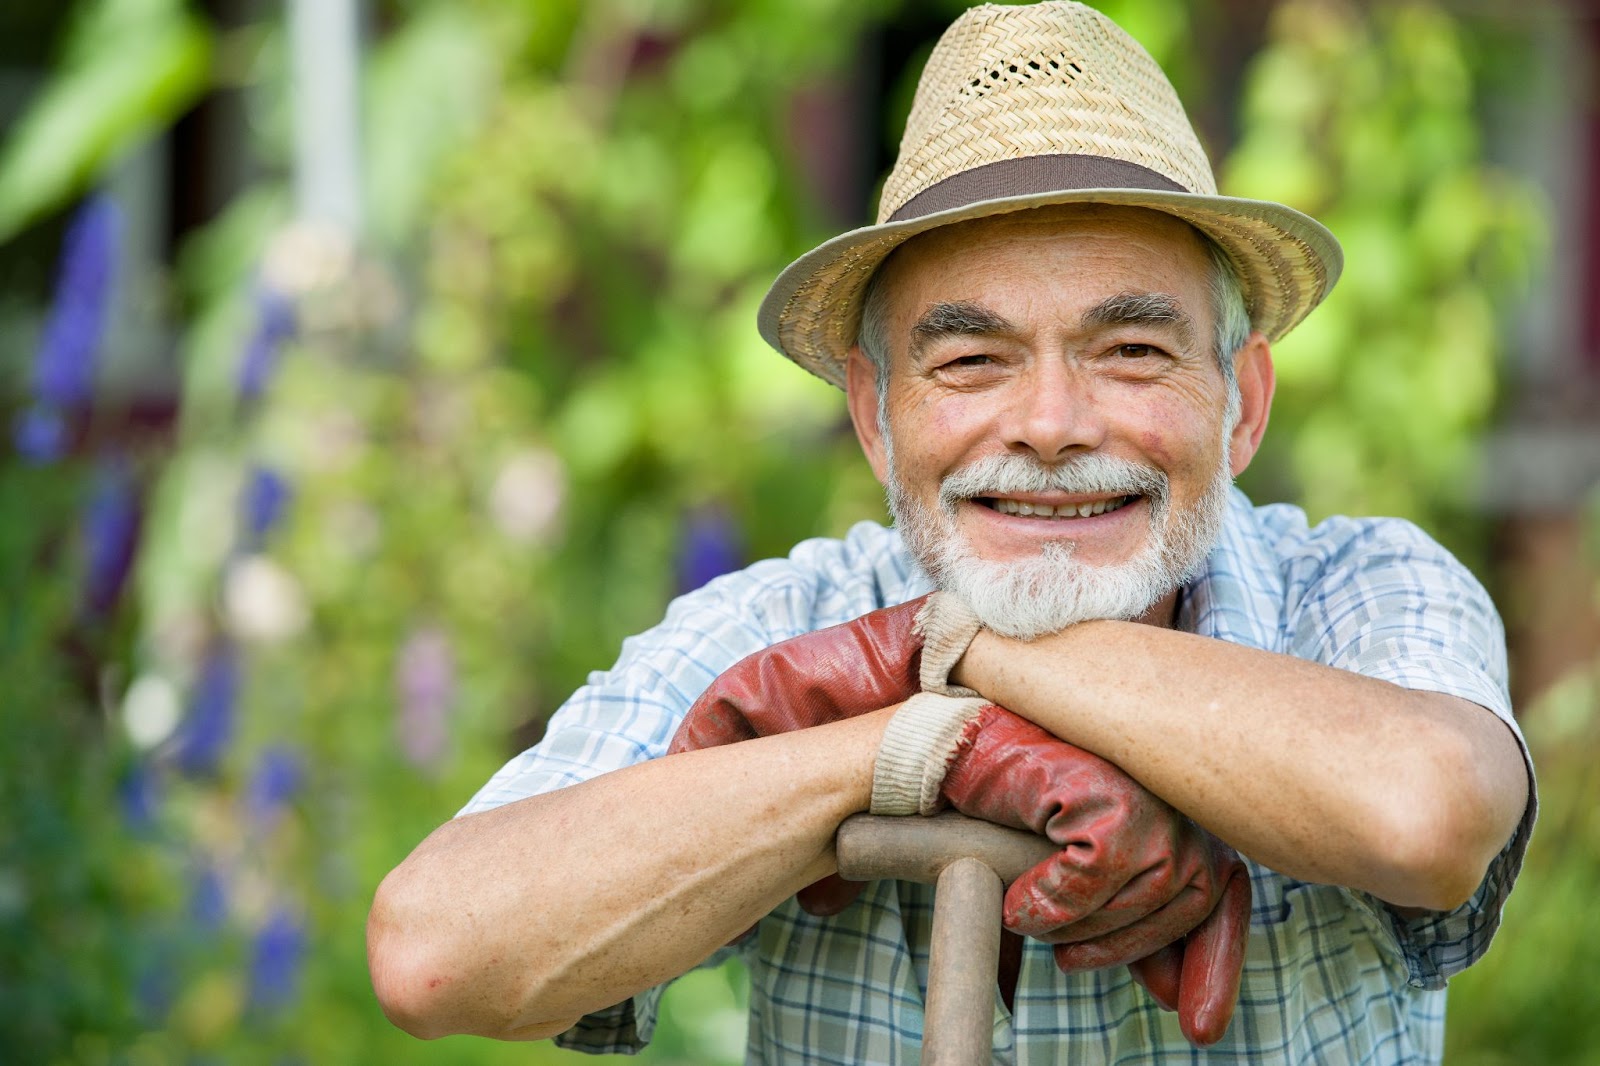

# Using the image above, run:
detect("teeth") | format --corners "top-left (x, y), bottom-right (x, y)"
top-left (989, 496), bottom-right (1132, 518)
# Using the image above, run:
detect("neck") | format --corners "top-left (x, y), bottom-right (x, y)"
top-left (1134, 588), bottom-right (1182, 629)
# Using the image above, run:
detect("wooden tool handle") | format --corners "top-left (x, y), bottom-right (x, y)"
top-left (834, 812), bottom-right (1055, 1065)
top-left (924, 857), bottom-right (1004, 1066)
top-left (835, 811), bottom-right (1057, 884)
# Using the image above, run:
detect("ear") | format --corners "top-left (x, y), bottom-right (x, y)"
top-left (1227, 332), bottom-right (1275, 477)
top-left (845, 346), bottom-right (890, 487)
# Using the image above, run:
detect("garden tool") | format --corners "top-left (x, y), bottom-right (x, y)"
top-left (835, 810), bottom-right (1056, 1065)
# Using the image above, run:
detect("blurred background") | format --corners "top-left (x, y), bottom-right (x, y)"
top-left (1, 0), bottom-right (1596, 1062)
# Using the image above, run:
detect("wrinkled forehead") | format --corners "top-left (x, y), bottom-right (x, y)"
top-left (873, 203), bottom-right (1215, 308)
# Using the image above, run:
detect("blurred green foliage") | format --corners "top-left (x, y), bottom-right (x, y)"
top-left (0, 0), bottom-right (213, 241)
top-left (0, 463), bottom-right (152, 1054)
top-left (1445, 645), bottom-right (1600, 1065)
top-left (0, 0), bottom-right (1579, 1063)
top-left (1225, 0), bottom-right (1542, 562)
top-left (6, 0), bottom-right (891, 1061)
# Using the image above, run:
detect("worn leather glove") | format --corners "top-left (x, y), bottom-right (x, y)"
top-left (873, 693), bottom-right (1251, 1046)
top-left (667, 594), bottom-right (942, 914)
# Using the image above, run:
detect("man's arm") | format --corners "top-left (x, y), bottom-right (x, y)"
top-left (954, 622), bottom-right (1529, 912)
top-left (366, 709), bottom-right (893, 1041)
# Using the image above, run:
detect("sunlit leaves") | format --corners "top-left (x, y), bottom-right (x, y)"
top-left (0, 0), bottom-right (212, 242)
top-left (1445, 661), bottom-right (1600, 1063)
top-left (1227, 0), bottom-right (1539, 542)
top-left (5, 1), bottom-right (1558, 1062)
top-left (364, 7), bottom-right (496, 246)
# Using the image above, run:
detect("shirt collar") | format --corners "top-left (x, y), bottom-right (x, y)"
top-left (1176, 487), bottom-right (1287, 653)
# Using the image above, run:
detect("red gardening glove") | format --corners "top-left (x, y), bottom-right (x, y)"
top-left (939, 704), bottom-right (1251, 1047)
top-left (667, 595), bottom-right (933, 914)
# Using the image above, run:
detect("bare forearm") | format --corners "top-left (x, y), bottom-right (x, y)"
top-left (367, 710), bottom-right (891, 1040)
top-left (955, 623), bottom-right (1527, 910)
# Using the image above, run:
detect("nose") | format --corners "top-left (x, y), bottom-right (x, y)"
top-left (1001, 357), bottom-right (1107, 463)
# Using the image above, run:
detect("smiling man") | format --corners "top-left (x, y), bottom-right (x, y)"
top-left (859, 208), bottom-right (1247, 638)
top-left (367, 4), bottom-right (1535, 1063)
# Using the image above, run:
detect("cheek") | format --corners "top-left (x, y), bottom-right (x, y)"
top-left (926, 405), bottom-right (980, 447)
top-left (1132, 415), bottom-right (1197, 467)
top-left (893, 431), bottom-right (953, 483)
top-left (1130, 407), bottom-right (1226, 483)
top-left (891, 395), bottom-right (984, 470)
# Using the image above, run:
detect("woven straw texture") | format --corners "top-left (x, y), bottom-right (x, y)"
top-left (758, 0), bottom-right (1342, 389)
top-left (883, 1), bottom-right (1213, 218)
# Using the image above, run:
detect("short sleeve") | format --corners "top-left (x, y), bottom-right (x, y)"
top-left (552, 946), bottom-right (741, 1054)
top-left (1287, 518), bottom-right (1537, 988)
top-left (1346, 837), bottom-right (1528, 991)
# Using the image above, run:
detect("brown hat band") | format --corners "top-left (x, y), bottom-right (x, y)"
top-left (887, 154), bottom-right (1189, 224)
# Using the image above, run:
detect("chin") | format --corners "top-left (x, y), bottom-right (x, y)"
top-left (886, 447), bottom-right (1234, 637)
top-left (932, 545), bottom-right (1173, 640)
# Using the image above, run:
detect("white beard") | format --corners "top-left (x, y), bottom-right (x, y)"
top-left (885, 445), bottom-right (1234, 640)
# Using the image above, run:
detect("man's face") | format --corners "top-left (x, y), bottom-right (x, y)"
top-left (848, 205), bottom-right (1265, 637)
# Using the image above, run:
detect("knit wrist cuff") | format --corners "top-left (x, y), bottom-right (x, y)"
top-left (871, 693), bottom-right (989, 816)
top-left (915, 592), bottom-right (984, 696)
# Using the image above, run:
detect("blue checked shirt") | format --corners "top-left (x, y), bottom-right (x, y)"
top-left (462, 489), bottom-right (1536, 1065)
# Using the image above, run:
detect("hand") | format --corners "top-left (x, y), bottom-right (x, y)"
top-left (874, 695), bottom-right (1250, 1046)
top-left (667, 595), bottom-right (933, 914)
top-left (948, 704), bottom-right (1250, 1046)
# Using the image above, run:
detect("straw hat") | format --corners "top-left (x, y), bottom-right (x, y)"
top-left (757, 0), bottom-right (1342, 389)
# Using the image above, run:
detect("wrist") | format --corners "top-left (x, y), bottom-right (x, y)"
top-left (871, 693), bottom-right (990, 815)
top-left (914, 592), bottom-right (983, 696)
top-left (826, 706), bottom-right (901, 815)
top-left (952, 621), bottom-right (1108, 693)
top-left (948, 627), bottom-right (999, 692)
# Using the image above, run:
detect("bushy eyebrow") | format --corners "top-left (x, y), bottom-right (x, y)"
top-left (1080, 290), bottom-right (1198, 350)
top-left (908, 301), bottom-right (1017, 362)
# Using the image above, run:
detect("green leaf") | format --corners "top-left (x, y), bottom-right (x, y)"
top-left (0, 0), bottom-right (213, 241)
top-left (364, 6), bottom-right (494, 245)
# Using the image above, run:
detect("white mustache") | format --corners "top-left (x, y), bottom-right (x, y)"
top-left (937, 453), bottom-right (1169, 512)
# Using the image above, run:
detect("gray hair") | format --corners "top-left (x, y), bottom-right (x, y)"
top-left (858, 230), bottom-right (1251, 427)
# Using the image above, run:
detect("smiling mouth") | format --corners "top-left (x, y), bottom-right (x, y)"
top-left (975, 495), bottom-right (1138, 519)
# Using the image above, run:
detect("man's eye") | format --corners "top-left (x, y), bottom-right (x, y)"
top-left (947, 353), bottom-right (994, 368)
top-left (1116, 344), bottom-right (1158, 359)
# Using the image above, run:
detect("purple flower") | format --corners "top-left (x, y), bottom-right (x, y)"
top-left (241, 465), bottom-right (292, 549)
top-left (188, 862), bottom-right (228, 930)
top-left (245, 746), bottom-right (303, 826)
top-left (12, 404), bottom-right (68, 463)
top-left (171, 646), bottom-right (238, 776)
top-left (676, 505), bottom-right (743, 594)
top-left (396, 626), bottom-right (455, 769)
top-left (80, 457), bottom-right (142, 617)
top-left (237, 287), bottom-right (296, 403)
top-left (33, 195), bottom-right (119, 408)
top-left (117, 759), bottom-right (162, 828)
top-left (249, 907), bottom-right (306, 1012)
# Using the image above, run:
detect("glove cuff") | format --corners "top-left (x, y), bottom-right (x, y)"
top-left (915, 592), bottom-right (983, 696)
top-left (871, 692), bottom-right (989, 816)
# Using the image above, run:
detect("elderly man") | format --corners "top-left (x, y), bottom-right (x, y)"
top-left (367, 3), bottom-right (1534, 1062)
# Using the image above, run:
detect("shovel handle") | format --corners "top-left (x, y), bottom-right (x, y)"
top-left (834, 812), bottom-right (1057, 1066)
top-left (924, 857), bottom-right (1004, 1065)
top-left (835, 811), bottom-right (1057, 885)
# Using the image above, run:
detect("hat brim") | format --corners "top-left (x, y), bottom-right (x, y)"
top-left (757, 187), bottom-right (1342, 390)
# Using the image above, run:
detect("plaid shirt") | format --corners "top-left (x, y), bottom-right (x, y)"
top-left (463, 489), bottom-right (1536, 1065)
